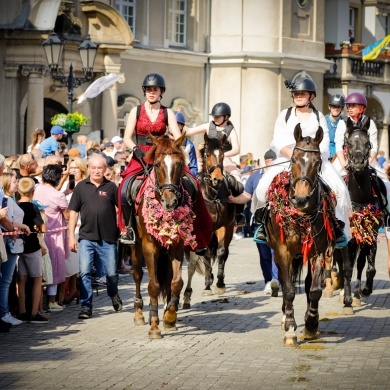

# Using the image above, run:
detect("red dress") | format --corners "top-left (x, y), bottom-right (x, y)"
top-left (118, 105), bottom-right (213, 250)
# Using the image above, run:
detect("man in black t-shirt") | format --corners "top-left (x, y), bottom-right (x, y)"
top-left (68, 154), bottom-right (122, 319)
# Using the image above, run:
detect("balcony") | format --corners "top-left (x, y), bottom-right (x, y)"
top-left (325, 45), bottom-right (390, 83)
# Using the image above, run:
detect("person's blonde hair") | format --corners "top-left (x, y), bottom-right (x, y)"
top-left (18, 177), bottom-right (35, 195)
top-left (86, 140), bottom-right (100, 152)
top-left (69, 157), bottom-right (88, 180)
top-left (1, 169), bottom-right (18, 196)
top-left (30, 128), bottom-right (46, 150)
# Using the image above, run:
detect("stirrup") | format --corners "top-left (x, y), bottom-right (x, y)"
top-left (235, 213), bottom-right (247, 227)
top-left (253, 225), bottom-right (267, 244)
top-left (119, 227), bottom-right (136, 245)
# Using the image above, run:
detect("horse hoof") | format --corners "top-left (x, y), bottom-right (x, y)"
top-left (214, 287), bottom-right (226, 295)
top-left (202, 289), bottom-right (213, 296)
top-left (302, 326), bottom-right (318, 340)
top-left (134, 316), bottom-right (146, 326)
top-left (148, 330), bottom-right (162, 339)
top-left (352, 297), bottom-right (361, 307)
top-left (283, 334), bottom-right (298, 347)
top-left (323, 287), bottom-right (334, 298)
top-left (182, 303), bottom-right (191, 309)
top-left (163, 323), bottom-right (177, 332)
top-left (361, 288), bottom-right (372, 298)
top-left (343, 306), bottom-right (354, 315)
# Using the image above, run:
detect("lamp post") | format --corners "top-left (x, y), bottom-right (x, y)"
top-left (42, 32), bottom-right (98, 149)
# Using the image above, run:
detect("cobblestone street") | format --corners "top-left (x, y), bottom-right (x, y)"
top-left (1, 236), bottom-right (390, 389)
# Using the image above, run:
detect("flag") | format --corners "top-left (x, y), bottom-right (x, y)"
top-left (362, 35), bottom-right (390, 62)
top-left (77, 73), bottom-right (125, 104)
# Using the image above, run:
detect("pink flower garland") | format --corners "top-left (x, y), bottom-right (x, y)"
top-left (142, 184), bottom-right (197, 250)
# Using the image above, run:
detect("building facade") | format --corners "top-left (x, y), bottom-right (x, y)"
top-left (2, 0), bottom-right (369, 163)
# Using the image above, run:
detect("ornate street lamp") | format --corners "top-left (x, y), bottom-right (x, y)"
top-left (42, 32), bottom-right (98, 148)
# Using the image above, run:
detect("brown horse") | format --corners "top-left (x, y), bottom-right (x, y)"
top-left (183, 134), bottom-right (236, 307)
top-left (129, 133), bottom-right (193, 339)
top-left (265, 124), bottom-right (352, 346)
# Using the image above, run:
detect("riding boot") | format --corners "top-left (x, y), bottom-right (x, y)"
top-left (235, 203), bottom-right (246, 227)
top-left (253, 206), bottom-right (267, 243)
top-left (335, 219), bottom-right (348, 248)
top-left (119, 203), bottom-right (136, 245)
top-left (226, 174), bottom-right (244, 196)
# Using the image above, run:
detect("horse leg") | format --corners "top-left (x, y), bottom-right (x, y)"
top-left (303, 255), bottom-right (323, 339)
top-left (164, 257), bottom-right (184, 331)
top-left (323, 251), bottom-right (334, 298)
top-left (353, 247), bottom-right (364, 306)
top-left (202, 254), bottom-right (214, 296)
top-left (362, 244), bottom-right (377, 297)
top-left (214, 228), bottom-right (232, 295)
top-left (183, 250), bottom-right (196, 309)
top-left (339, 245), bottom-right (354, 315)
top-left (277, 261), bottom-right (298, 347)
top-left (131, 245), bottom-right (146, 325)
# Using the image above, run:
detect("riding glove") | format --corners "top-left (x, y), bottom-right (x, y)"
top-left (133, 146), bottom-right (145, 160)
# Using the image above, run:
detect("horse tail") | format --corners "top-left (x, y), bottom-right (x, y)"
top-left (292, 255), bottom-right (304, 285)
top-left (157, 250), bottom-right (170, 298)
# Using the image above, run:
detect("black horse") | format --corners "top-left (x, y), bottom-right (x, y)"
top-left (342, 116), bottom-right (386, 306)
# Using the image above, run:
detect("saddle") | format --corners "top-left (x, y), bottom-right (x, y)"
top-left (123, 169), bottom-right (198, 210)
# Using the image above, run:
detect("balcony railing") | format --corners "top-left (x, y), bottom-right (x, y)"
top-left (325, 47), bottom-right (390, 82)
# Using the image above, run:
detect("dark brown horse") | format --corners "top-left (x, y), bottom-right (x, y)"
top-left (129, 133), bottom-right (192, 339)
top-left (265, 124), bottom-right (352, 346)
top-left (183, 134), bottom-right (236, 307)
top-left (342, 117), bottom-right (385, 306)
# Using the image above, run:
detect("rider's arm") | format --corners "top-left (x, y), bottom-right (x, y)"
top-left (123, 106), bottom-right (138, 151)
top-left (167, 109), bottom-right (182, 140)
top-left (182, 123), bottom-right (209, 137)
top-left (368, 118), bottom-right (378, 164)
top-left (318, 113), bottom-right (331, 161)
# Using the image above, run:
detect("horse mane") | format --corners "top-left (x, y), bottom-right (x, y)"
top-left (200, 137), bottom-right (222, 155)
top-left (144, 134), bottom-right (186, 165)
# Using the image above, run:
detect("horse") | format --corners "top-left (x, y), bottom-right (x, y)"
top-left (128, 133), bottom-right (195, 339)
top-left (342, 116), bottom-right (385, 306)
top-left (183, 133), bottom-right (236, 308)
top-left (264, 124), bottom-right (352, 346)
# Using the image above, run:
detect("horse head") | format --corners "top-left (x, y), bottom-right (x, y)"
top-left (201, 133), bottom-right (226, 188)
top-left (148, 133), bottom-right (186, 210)
top-left (290, 124), bottom-right (323, 210)
top-left (345, 116), bottom-right (371, 172)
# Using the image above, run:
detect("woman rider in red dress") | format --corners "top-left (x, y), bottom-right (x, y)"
top-left (117, 73), bottom-right (212, 252)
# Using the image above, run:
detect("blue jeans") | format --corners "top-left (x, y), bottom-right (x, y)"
top-left (256, 243), bottom-right (278, 283)
top-left (0, 248), bottom-right (18, 318)
top-left (78, 240), bottom-right (119, 308)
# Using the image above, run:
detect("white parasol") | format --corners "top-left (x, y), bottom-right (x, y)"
top-left (77, 73), bottom-right (125, 104)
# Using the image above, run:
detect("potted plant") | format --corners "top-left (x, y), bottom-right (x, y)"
top-left (340, 41), bottom-right (350, 54)
top-left (325, 42), bottom-right (336, 54)
top-left (51, 112), bottom-right (90, 134)
top-left (352, 42), bottom-right (365, 52)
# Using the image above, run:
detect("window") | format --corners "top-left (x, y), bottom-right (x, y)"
top-left (349, 7), bottom-right (356, 42)
top-left (168, 0), bottom-right (187, 46)
top-left (115, 0), bottom-right (136, 34)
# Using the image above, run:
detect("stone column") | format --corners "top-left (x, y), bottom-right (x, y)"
top-left (102, 81), bottom-right (118, 139)
top-left (20, 65), bottom-right (46, 149)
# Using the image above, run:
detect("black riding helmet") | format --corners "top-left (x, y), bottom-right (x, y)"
top-left (286, 77), bottom-right (317, 97)
top-left (329, 94), bottom-right (345, 107)
top-left (142, 73), bottom-right (166, 94)
top-left (210, 102), bottom-right (231, 117)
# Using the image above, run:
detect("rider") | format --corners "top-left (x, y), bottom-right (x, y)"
top-left (117, 73), bottom-right (212, 251)
top-left (325, 94), bottom-right (345, 160)
top-left (175, 111), bottom-right (198, 176)
top-left (184, 102), bottom-right (246, 227)
top-left (253, 77), bottom-right (352, 245)
top-left (334, 92), bottom-right (390, 214)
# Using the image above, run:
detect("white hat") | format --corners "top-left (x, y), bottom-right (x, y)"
top-left (111, 136), bottom-right (123, 143)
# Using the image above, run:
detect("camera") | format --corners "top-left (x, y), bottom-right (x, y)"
top-left (69, 174), bottom-right (75, 190)
top-left (284, 79), bottom-right (295, 90)
top-left (63, 154), bottom-right (69, 166)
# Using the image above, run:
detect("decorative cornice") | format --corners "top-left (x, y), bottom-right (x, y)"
top-left (20, 64), bottom-right (50, 77)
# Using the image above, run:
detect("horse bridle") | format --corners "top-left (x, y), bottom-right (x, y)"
top-left (345, 128), bottom-right (372, 171)
top-left (202, 146), bottom-right (224, 198)
top-left (290, 145), bottom-right (322, 197)
top-left (153, 150), bottom-right (183, 200)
